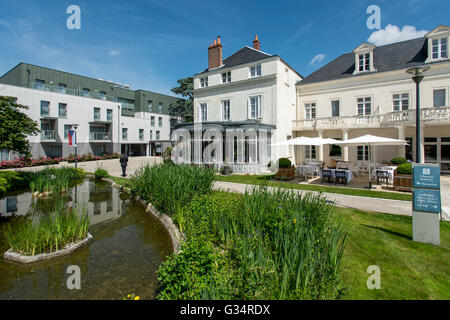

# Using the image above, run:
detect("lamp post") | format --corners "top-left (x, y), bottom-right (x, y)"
top-left (406, 66), bottom-right (430, 164)
top-left (72, 123), bottom-right (79, 168)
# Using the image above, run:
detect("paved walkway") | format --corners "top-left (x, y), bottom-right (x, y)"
top-left (213, 181), bottom-right (450, 221)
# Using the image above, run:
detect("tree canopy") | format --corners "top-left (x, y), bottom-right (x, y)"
top-left (0, 96), bottom-right (40, 158)
top-left (169, 77), bottom-right (193, 122)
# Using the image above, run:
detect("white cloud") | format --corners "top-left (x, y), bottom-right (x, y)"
top-left (109, 50), bottom-right (119, 56)
top-left (368, 24), bottom-right (428, 46)
top-left (309, 54), bottom-right (326, 66)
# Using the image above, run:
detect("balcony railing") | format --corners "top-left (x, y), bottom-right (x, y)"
top-left (41, 130), bottom-right (57, 141)
top-left (89, 132), bottom-right (111, 141)
top-left (29, 82), bottom-right (134, 108)
top-left (293, 106), bottom-right (450, 130)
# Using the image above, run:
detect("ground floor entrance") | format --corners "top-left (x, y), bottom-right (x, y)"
top-left (121, 144), bottom-right (148, 157)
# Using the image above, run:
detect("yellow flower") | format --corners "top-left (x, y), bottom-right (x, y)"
top-left (293, 218), bottom-right (297, 224)
top-left (134, 296), bottom-right (140, 300)
top-left (127, 294), bottom-right (131, 298)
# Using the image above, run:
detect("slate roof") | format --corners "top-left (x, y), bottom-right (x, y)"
top-left (300, 37), bottom-right (429, 85)
top-left (197, 46), bottom-right (274, 75)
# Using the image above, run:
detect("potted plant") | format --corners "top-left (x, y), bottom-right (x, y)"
top-left (220, 165), bottom-right (233, 175)
top-left (274, 158), bottom-right (295, 181)
top-left (393, 162), bottom-right (412, 192)
top-left (390, 157), bottom-right (408, 166)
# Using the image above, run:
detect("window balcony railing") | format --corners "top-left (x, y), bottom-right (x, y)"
top-left (89, 132), bottom-right (111, 141)
top-left (41, 130), bottom-right (57, 141)
top-left (40, 107), bottom-right (50, 117)
top-left (293, 106), bottom-right (450, 130)
top-left (122, 133), bottom-right (128, 141)
top-left (29, 82), bottom-right (121, 104)
top-left (94, 113), bottom-right (101, 121)
top-left (139, 134), bottom-right (144, 141)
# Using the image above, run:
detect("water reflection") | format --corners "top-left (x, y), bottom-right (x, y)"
top-left (0, 179), bottom-right (172, 300)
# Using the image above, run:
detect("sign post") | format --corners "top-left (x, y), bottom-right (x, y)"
top-left (412, 163), bottom-right (441, 246)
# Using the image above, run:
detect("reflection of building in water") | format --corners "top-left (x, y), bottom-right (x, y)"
top-left (0, 179), bottom-right (122, 224)
top-left (0, 192), bottom-right (33, 217)
top-left (69, 179), bottom-right (122, 225)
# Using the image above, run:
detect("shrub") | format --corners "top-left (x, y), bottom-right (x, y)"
top-left (277, 158), bottom-right (291, 168)
top-left (396, 163), bottom-right (412, 175)
top-left (3, 203), bottom-right (90, 255)
top-left (94, 168), bottom-right (109, 180)
top-left (0, 171), bottom-right (26, 196)
top-left (128, 163), bottom-right (215, 215)
top-left (391, 157), bottom-right (408, 165)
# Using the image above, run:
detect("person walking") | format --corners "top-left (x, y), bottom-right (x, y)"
top-left (119, 154), bottom-right (129, 177)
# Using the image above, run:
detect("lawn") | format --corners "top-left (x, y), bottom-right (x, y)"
top-left (216, 174), bottom-right (412, 201)
top-left (336, 207), bottom-right (450, 300)
top-left (110, 173), bottom-right (449, 299)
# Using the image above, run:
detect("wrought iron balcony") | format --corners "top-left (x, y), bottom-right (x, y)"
top-left (41, 130), bottom-right (57, 141)
top-left (89, 132), bottom-right (111, 141)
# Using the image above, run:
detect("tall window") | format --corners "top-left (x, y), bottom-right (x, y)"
top-left (107, 109), bottom-right (113, 121)
top-left (139, 129), bottom-right (144, 141)
top-left (151, 116), bottom-right (155, 126)
top-left (150, 130), bottom-right (153, 140)
top-left (100, 91), bottom-right (106, 100)
top-left (222, 72), bottom-right (231, 83)
top-left (58, 83), bottom-right (66, 94)
top-left (200, 103), bottom-right (208, 122)
top-left (250, 64), bottom-right (262, 77)
top-left (35, 79), bottom-right (45, 90)
top-left (122, 128), bottom-right (128, 140)
top-left (305, 146), bottom-right (316, 160)
top-left (433, 89), bottom-right (446, 107)
top-left (94, 107), bottom-right (101, 120)
top-left (357, 97), bottom-right (372, 115)
top-left (148, 100), bottom-right (153, 112)
top-left (40, 101), bottom-right (50, 117)
top-left (393, 93), bottom-right (410, 111)
top-left (158, 117), bottom-right (163, 127)
top-left (432, 38), bottom-right (448, 60)
top-left (357, 146), bottom-right (369, 161)
top-left (156, 130), bottom-right (160, 140)
top-left (358, 53), bottom-right (370, 72)
top-left (305, 103), bottom-right (316, 119)
top-left (222, 100), bottom-right (230, 121)
top-left (200, 77), bottom-right (208, 88)
top-left (249, 96), bottom-right (262, 119)
top-left (64, 125), bottom-right (72, 139)
top-left (58, 103), bottom-right (67, 118)
top-left (158, 102), bottom-right (163, 113)
top-left (82, 88), bottom-right (90, 97)
top-left (331, 100), bottom-right (340, 117)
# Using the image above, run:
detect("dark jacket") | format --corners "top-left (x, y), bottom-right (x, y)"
top-left (119, 155), bottom-right (129, 167)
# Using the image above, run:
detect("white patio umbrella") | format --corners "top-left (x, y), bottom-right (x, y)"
top-left (337, 135), bottom-right (407, 189)
top-left (271, 136), bottom-right (340, 146)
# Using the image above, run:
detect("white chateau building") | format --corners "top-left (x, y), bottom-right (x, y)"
top-left (294, 25), bottom-right (450, 173)
top-left (176, 35), bottom-right (302, 172)
top-left (183, 26), bottom-right (450, 173)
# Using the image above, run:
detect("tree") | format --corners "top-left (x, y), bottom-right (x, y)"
top-left (170, 77), bottom-right (193, 122)
top-left (0, 96), bottom-right (40, 158)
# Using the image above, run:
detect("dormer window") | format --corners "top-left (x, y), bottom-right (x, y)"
top-left (353, 43), bottom-right (376, 75)
top-left (358, 53), bottom-right (370, 72)
top-left (425, 26), bottom-right (450, 63)
top-left (432, 38), bottom-right (448, 60)
top-left (200, 77), bottom-right (208, 88)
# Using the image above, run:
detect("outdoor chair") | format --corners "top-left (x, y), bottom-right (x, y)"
top-left (335, 170), bottom-right (347, 185)
top-left (376, 170), bottom-right (389, 186)
top-left (304, 165), bottom-right (316, 180)
top-left (321, 169), bottom-right (333, 183)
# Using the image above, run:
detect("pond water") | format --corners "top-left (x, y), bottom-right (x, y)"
top-left (0, 179), bottom-right (173, 300)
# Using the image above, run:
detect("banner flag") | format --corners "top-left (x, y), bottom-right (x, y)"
top-left (68, 130), bottom-right (77, 147)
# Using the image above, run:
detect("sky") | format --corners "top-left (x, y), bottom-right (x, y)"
top-left (0, 0), bottom-right (449, 96)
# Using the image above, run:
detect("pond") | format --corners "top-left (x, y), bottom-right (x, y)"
top-left (0, 178), bottom-right (173, 300)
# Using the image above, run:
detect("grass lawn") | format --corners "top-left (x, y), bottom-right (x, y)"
top-left (109, 174), bottom-right (448, 299)
top-left (107, 175), bottom-right (130, 187)
top-left (336, 207), bottom-right (450, 299)
top-left (216, 174), bottom-right (412, 201)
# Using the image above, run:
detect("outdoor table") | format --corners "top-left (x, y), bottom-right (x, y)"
top-left (320, 169), bottom-right (353, 183)
top-left (372, 166), bottom-right (397, 182)
top-left (297, 165), bottom-right (319, 178)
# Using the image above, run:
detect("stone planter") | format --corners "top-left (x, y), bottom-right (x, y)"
top-left (274, 167), bottom-right (296, 181)
top-left (4, 233), bottom-right (93, 264)
top-left (222, 166), bottom-right (232, 175)
top-left (393, 173), bottom-right (412, 192)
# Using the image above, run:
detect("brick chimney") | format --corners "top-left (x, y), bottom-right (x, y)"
top-left (208, 36), bottom-right (223, 70)
top-left (253, 34), bottom-right (260, 50)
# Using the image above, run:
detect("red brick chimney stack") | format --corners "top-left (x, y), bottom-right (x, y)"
top-left (208, 36), bottom-right (223, 70)
top-left (253, 34), bottom-right (260, 50)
